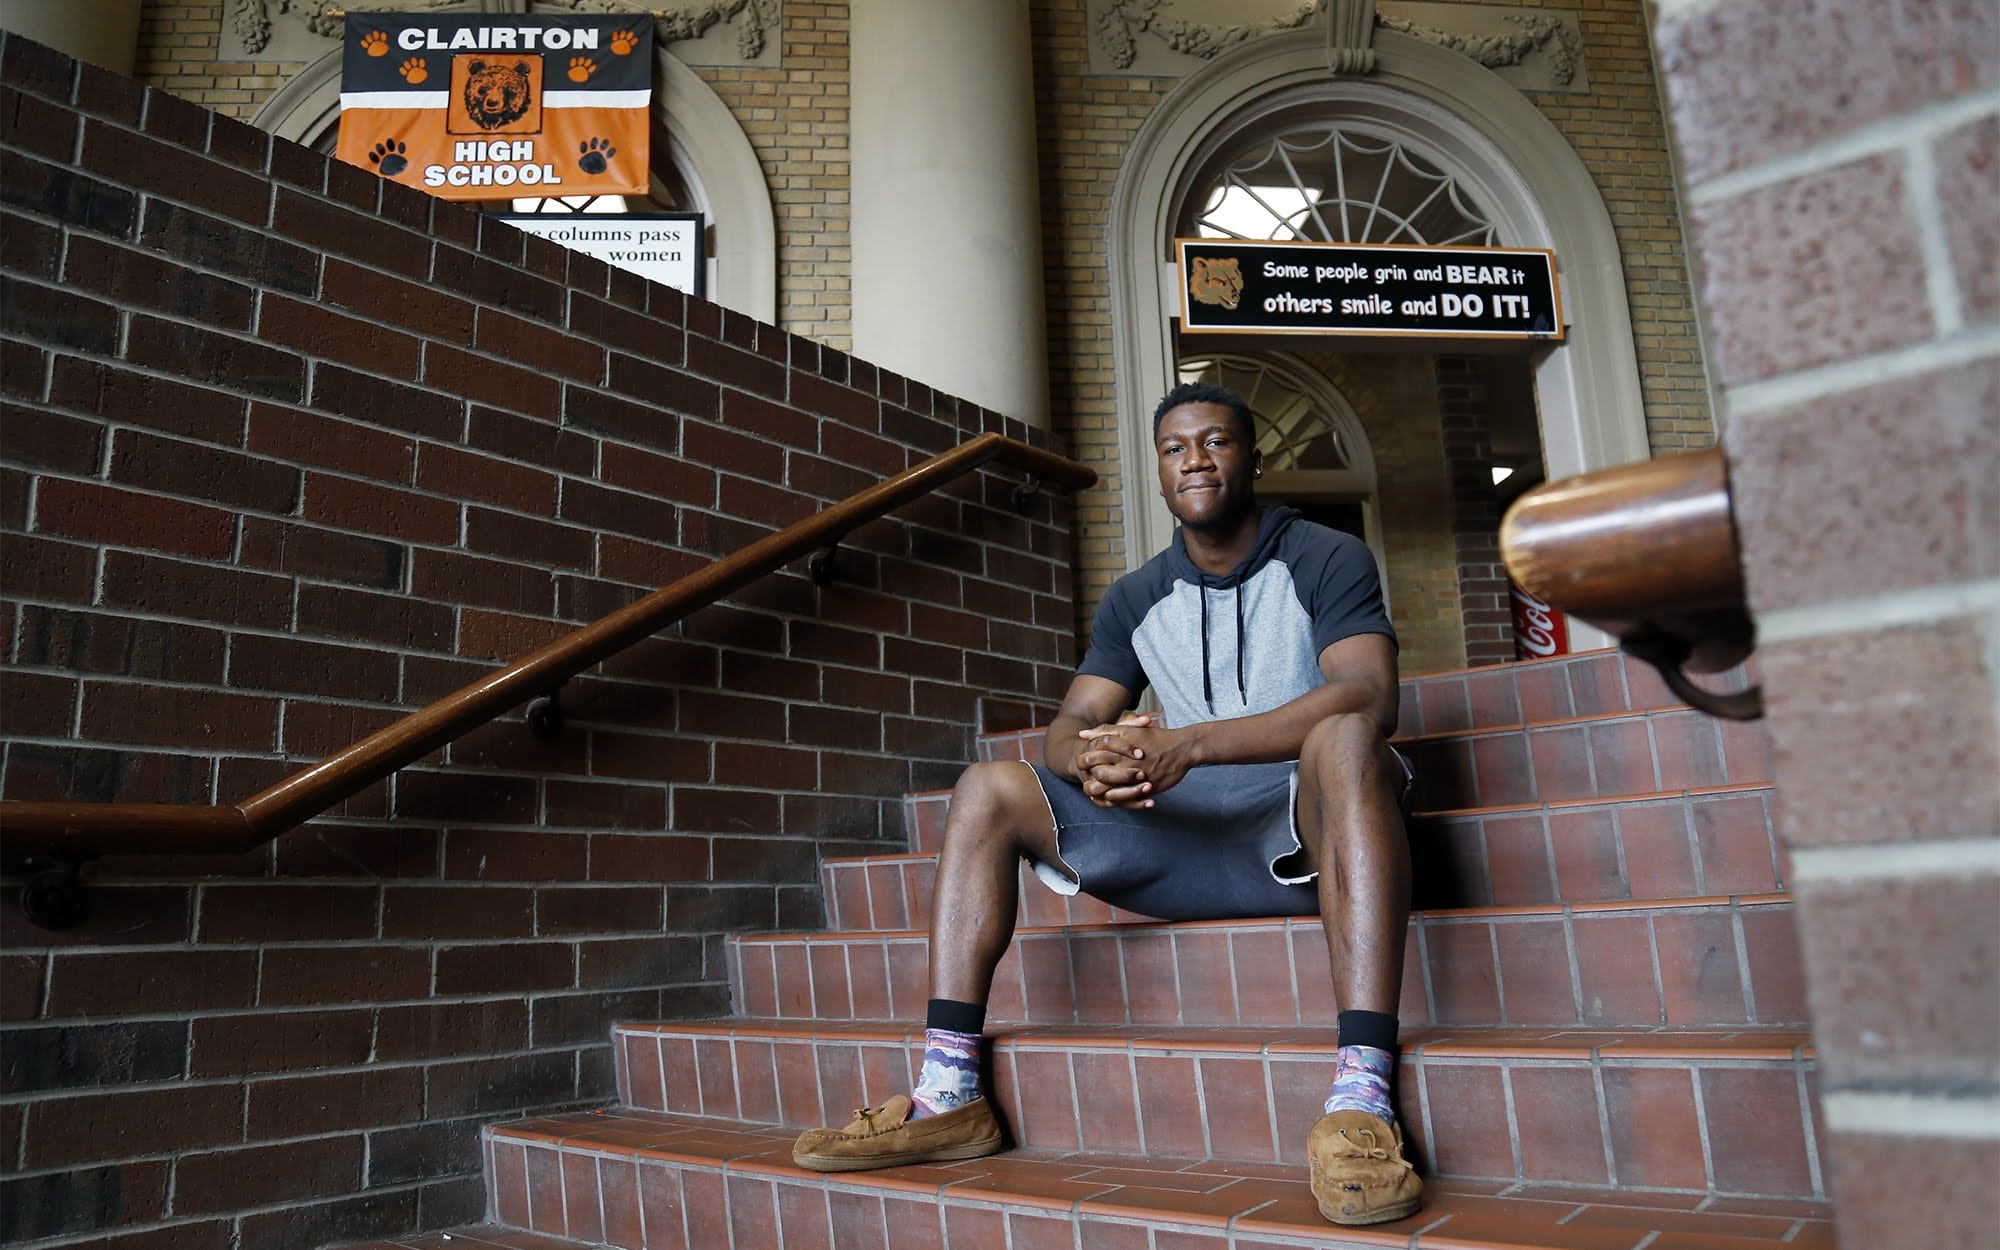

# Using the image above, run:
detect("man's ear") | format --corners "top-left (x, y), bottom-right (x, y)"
top-left (1251, 447), bottom-right (1264, 479)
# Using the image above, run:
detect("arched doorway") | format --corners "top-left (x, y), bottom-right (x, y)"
top-left (1112, 29), bottom-right (1648, 656)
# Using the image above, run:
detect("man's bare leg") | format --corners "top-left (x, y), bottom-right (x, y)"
top-left (1294, 712), bottom-right (1411, 1013)
top-left (793, 760), bottom-right (1054, 1171)
top-left (928, 760), bottom-right (1065, 1004)
top-left (1293, 711), bottom-right (1423, 1226)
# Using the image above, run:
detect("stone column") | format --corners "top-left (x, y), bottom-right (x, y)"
top-left (848, 0), bottom-right (1050, 427)
top-left (0, 0), bottom-right (143, 74)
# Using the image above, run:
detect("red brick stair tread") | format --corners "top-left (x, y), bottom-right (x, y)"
top-left (975, 701), bottom-right (1739, 764)
top-left (1415, 779), bottom-right (1773, 818)
top-left (879, 778), bottom-right (1775, 834)
top-left (764, 888), bottom-right (1794, 942)
top-left (484, 1107), bottom-right (1832, 1249)
top-left (334, 1225), bottom-right (592, 1249)
top-left (856, 779), bottom-right (1785, 928)
top-left (737, 891), bottom-right (1806, 1031)
top-left (617, 1016), bottom-right (1814, 1060)
top-left (973, 670), bottom-right (1773, 814)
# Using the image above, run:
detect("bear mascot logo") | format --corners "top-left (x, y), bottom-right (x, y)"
top-left (456, 58), bottom-right (538, 133)
top-left (1187, 255), bottom-right (1244, 310)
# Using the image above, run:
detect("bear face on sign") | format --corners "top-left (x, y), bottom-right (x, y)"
top-left (449, 55), bottom-right (542, 134)
top-left (1187, 255), bottom-right (1244, 310)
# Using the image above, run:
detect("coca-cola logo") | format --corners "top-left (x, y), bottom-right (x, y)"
top-left (1510, 583), bottom-right (1568, 659)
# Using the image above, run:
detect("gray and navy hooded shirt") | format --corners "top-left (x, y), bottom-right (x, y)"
top-left (1077, 507), bottom-right (1395, 729)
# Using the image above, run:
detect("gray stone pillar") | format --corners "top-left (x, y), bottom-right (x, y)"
top-left (849, 0), bottom-right (1050, 427)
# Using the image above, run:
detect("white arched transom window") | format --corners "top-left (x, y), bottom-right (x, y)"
top-left (1181, 120), bottom-right (1500, 248)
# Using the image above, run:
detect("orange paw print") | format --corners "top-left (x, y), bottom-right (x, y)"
top-left (397, 57), bottom-right (427, 84)
top-left (610, 29), bottom-right (638, 55)
top-left (566, 55), bottom-right (596, 82)
top-left (360, 30), bottom-right (389, 57)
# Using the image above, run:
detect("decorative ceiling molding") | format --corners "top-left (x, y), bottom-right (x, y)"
top-left (230, 0), bottom-right (484, 53)
top-left (1087, 0), bottom-right (1586, 92)
top-left (223, 0), bottom-right (781, 66)
top-left (1094, 0), bottom-right (1325, 75)
top-left (1377, 9), bottom-right (1582, 90)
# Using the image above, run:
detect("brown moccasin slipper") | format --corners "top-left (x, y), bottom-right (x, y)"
top-left (792, 1094), bottom-right (1003, 1173)
top-left (1307, 1109), bottom-right (1424, 1226)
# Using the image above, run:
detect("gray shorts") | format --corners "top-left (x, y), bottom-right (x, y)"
top-left (1024, 751), bottom-right (1413, 922)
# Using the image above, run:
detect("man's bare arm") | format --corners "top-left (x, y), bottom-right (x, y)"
top-left (1183, 631), bottom-right (1398, 762)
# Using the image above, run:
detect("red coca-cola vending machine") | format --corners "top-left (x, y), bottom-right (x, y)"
top-left (1510, 582), bottom-right (1569, 661)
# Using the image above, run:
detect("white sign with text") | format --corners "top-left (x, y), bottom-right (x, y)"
top-left (494, 213), bottom-right (704, 296)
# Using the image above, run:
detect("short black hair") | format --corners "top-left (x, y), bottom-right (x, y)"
top-left (1152, 381), bottom-right (1256, 444)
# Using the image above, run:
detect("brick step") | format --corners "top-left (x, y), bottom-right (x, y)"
top-left (969, 651), bottom-right (1761, 769)
top-left (1396, 647), bottom-right (1757, 736)
top-left (733, 894), bottom-right (1806, 1030)
top-left (611, 1018), bottom-right (1824, 1200)
top-left (849, 782), bottom-right (1781, 929)
top-left (960, 702), bottom-right (1772, 829)
top-left (1398, 704), bottom-right (1773, 812)
top-left (1410, 782), bottom-right (1784, 909)
top-left (336, 1226), bottom-right (589, 1249)
top-left (820, 850), bottom-right (1150, 932)
top-left (480, 1107), bottom-right (1833, 1249)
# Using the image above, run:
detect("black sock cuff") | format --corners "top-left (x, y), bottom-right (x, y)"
top-left (1337, 1009), bottom-right (1399, 1052)
top-left (926, 998), bottom-right (987, 1036)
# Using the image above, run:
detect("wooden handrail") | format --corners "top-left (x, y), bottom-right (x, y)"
top-left (1, 434), bottom-right (1094, 862)
top-left (1500, 447), bottom-right (1762, 719)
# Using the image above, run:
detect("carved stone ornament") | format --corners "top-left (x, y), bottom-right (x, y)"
top-left (1087, 0), bottom-right (1587, 92)
top-left (1091, 0), bottom-right (1326, 77)
top-left (1377, 1), bottom-right (1586, 92)
top-left (222, 0), bottom-right (782, 67)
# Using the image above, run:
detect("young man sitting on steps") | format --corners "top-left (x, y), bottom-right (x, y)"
top-left (792, 382), bottom-right (1423, 1227)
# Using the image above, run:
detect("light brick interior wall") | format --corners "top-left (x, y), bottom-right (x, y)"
top-left (1648, 3), bottom-right (1998, 1248)
top-left (1028, 0), bottom-right (1174, 616)
top-left (1544, 0), bottom-right (1714, 457)
top-left (0, 34), bottom-right (1073, 1247)
top-left (684, 3), bottom-right (853, 349)
top-left (131, 0), bottom-right (1715, 665)
top-left (1299, 352), bottom-right (1465, 676)
top-left (135, 1), bottom-right (293, 119)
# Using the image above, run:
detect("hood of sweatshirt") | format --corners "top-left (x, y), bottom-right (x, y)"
top-left (1167, 506), bottom-right (1302, 712)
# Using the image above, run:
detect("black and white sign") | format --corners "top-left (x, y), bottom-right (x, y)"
top-left (495, 212), bottom-right (704, 296)
top-left (1177, 239), bottom-right (1564, 343)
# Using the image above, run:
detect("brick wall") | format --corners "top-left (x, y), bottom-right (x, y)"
top-left (123, 0), bottom-right (1713, 670)
top-left (686, 2), bottom-right (854, 348)
top-left (129, 1), bottom-right (860, 349)
top-left (1300, 350), bottom-right (1465, 676)
top-left (1028, 0), bottom-right (1174, 621)
top-left (1435, 355), bottom-right (1512, 668)
top-left (1647, 2), bottom-right (1998, 1247)
top-left (134, 1), bottom-right (292, 119)
top-left (0, 34), bottom-right (1074, 1249)
top-left (1542, 0), bottom-right (1714, 459)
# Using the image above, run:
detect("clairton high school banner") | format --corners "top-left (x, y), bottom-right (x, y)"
top-left (335, 12), bottom-right (652, 200)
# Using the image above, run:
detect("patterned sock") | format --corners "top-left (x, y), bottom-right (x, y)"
top-left (910, 1026), bottom-right (983, 1119)
top-left (1322, 1044), bottom-right (1396, 1121)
